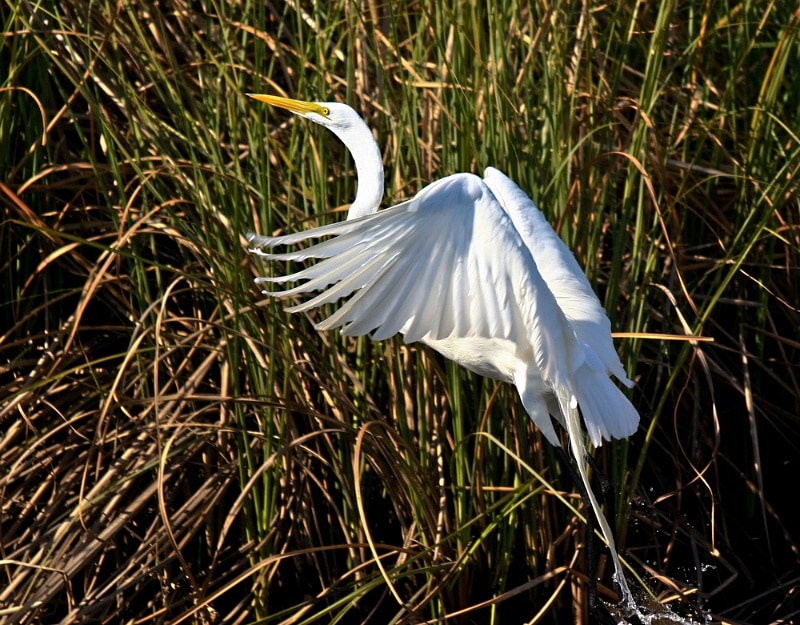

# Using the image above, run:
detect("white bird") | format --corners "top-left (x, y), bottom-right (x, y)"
top-left (247, 93), bottom-right (639, 608)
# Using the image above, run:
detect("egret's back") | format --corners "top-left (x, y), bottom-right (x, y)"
top-left (483, 167), bottom-right (632, 386)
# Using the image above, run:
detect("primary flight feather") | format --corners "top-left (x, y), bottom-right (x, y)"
top-left (247, 93), bottom-right (639, 606)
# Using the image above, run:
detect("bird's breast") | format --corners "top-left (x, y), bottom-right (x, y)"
top-left (419, 335), bottom-right (525, 383)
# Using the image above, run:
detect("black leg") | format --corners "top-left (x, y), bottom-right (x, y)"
top-left (554, 446), bottom-right (618, 625)
top-left (586, 452), bottom-right (615, 527)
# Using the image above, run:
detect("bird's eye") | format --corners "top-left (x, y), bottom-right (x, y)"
top-left (321, 107), bottom-right (331, 117)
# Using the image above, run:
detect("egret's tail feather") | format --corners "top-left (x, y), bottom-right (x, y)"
top-left (573, 354), bottom-right (639, 447)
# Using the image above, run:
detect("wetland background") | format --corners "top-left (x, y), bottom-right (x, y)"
top-left (2, 1), bottom-right (799, 623)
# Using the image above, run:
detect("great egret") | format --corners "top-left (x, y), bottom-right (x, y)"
top-left (247, 93), bottom-right (639, 610)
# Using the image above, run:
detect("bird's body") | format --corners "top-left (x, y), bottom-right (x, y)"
top-left (247, 94), bottom-right (639, 608)
top-left (250, 156), bottom-right (638, 447)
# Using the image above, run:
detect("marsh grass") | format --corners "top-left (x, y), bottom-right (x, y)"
top-left (2, 1), bottom-right (799, 623)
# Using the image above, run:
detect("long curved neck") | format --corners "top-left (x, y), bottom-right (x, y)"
top-left (336, 122), bottom-right (384, 219)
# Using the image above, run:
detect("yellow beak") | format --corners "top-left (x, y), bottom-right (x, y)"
top-left (247, 93), bottom-right (328, 117)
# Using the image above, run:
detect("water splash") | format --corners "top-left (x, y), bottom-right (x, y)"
top-left (605, 579), bottom-right (705, 625)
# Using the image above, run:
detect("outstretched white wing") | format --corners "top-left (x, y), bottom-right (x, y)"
top-left (250, 172), bottom-right (582, 396)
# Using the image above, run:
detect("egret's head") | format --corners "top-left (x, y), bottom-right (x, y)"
top-left (248, 94), bottom-right (361, 132)
top-left (249, 92), bottom-right (384, 219)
